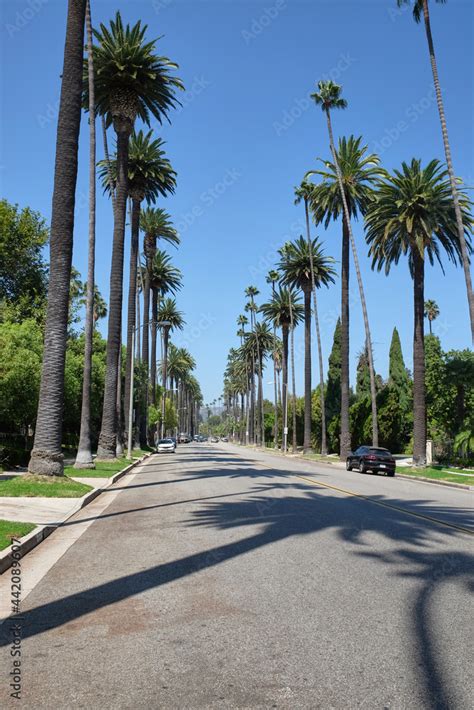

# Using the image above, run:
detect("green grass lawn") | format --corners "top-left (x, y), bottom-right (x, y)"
top-left (396, 465), bottom-right (474, 485)
top-left (65, 449), bottom-right (150, 478)
top-left (0, 520), bottom-right (36, 550)
top-left (0, 474), bottom-right (93, 498)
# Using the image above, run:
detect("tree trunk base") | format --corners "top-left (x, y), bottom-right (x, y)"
top-left (73, 450), bottom-right (95, 469)
top-left (28, 449), bottom-right (64, 476)
top-left (97, 433), bottom-right (116, 459)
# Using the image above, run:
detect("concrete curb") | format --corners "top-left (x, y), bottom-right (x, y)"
top-left (0, 452), bottom-right (153, 575)
top-left (395, 472), bottom-right (473, 491)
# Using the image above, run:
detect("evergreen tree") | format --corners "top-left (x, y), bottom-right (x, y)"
top-left (388, 327), bottom-right (411, 411)
top-left (356, 347), bottom-right (371, 397)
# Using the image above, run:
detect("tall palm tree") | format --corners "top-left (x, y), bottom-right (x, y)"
top-left (99, 130), bottom-right (177, 445)
top-left (92, 286), bottom-right (107, 327)
top-left (260, 287), bottom-right (304, 452)
top-left (294, 181), bottom-right (329, 455)
top-left (75, 0), bottom-right (96, 469)
top-left (365, 159), bottom-right (472, 465)
top-left (139, 207), bottom-right (179, 443)
top-left (311, 83), bottom-right (380, 453)
top-left (86, 11), bottom-right (182, 458)
top-left (398, 0), bottom-right (474, 342)
top-left (29, 0), bottom-right (87, 476)
top-left (278, 237), bottom-right (336, 454)
top-left (266, 270), bottom-right (280, 448)
top-left (150, 250), bottom-right (182, 404)
top-left (307, 136), bottom-right (382, 459)
top-left (237, 314), bottom-right (250, 443)
top-left (424, 299), bottom-right (440, 334)
top-left (245, 286), bottom-right (264, 446)
top-left (157, 298), bottom-right (184, 438)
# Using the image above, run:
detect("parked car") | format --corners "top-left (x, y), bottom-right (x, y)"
top-left (178, 433), bottom-right (191, 443)
top-left (221, 436), bottom-right (228, 442)
top-left (156, 438), bottom-right (176, 454)
top-left (210, 436), bottom-right (219, 443)
top-left (346, 446), bottom-right (396, 476)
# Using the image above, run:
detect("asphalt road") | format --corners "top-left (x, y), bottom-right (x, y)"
top-left (1, 443), bottom-right (473, 709)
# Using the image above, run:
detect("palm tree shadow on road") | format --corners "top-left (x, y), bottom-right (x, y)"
top-left (0, 475), bottom-right (472, 708)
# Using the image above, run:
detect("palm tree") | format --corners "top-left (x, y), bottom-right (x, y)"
top-left (260, 287), bottom-right (304, 452)
top-left (139, 207), bottom-right (179, 443)
top-left (29, 0), bottom-right (87, 476)
top-left (99, 130), bottom-right (177, 445)
top-left (397, 0), bottom-right (474, 342)
top-left (245, 286), bottom-right (264, 446)
top-left (311, 83), bottom-right (380, 454)
top-left (278, 237), bottom-right (336, 453)
top-left (75, 0), bottom-right (96, 469)
top-left (266, 270), bottom-right (280, 448)
top-left (424, 299), bottom-right (440, 334)
top-left (307, 136), bottom-right (382, 458)
top-left (150, 250), bottom-right (182, 404)
top-left (86, 11), bottom-right (182, 459)
top-left (237, 314), bottom-right (250, 443)
top-left (294, 181), bottom-right (329, 455)
top-left (157, 298), bottom-right (184, 438)
top-left (365, 158), bottom-right (472, 465)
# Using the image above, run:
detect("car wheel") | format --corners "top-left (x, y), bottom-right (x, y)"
top-left (388, 470), bottom-right (395, 477)
top-left (359, 461), bottom-right (366, 474)
top-left (346, 460), bottom-right (352, 471)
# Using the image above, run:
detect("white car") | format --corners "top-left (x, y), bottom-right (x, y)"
top-left (156, 438), bottom-right (176, 454)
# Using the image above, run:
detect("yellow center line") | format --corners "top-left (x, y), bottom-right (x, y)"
top-left (255, 461), bottom-right (473, 536)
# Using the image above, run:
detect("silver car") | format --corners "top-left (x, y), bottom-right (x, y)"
top-left (156, 438), bottom-right (176, 454)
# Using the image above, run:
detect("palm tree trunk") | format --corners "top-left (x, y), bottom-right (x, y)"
top-left (29, 0), bottom-right (86, 476)
top-left (290, 324), bottom-right (297, 453)
top-left (161, 328), bottom-right (170, 438)
top-left (150, 287), bottom-right (158, 404)
top-left (304, 197), bottom-right (327, 454)
top-left (413, 248), bottom-right (427, 466)
top-left (97, 123), bottom-right (130, 459)
top-left (303, 287), bottom-right (312, 454)
top-left (116, 348), bottom-right (123, 457)
top-left (325, 108), bottom-right (379, 448)
top-left (75, 0), bottom-right (96, 470)
top-left (340, 214), bottom-right (351, 459)
top-left (281, 324), bottom-right (289, 452)
top-left (257, 354), bottom-right (264, 447)
top-left (422, 0), bottom-right (474, 343)
top-left (140, 265), bottom-right (151, 447)
top-left (429, 319), bottom-right (432, 335)
top-left (123, 198), bottom-right (140, 447)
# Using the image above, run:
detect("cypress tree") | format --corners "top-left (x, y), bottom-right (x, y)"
top-left (389, 327), bottom-right (411, 411)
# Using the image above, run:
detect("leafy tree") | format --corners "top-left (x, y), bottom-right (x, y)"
top-left (0, 199), bottom-right (48, 323)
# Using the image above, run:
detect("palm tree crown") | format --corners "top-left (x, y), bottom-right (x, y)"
top-left (83, 11), bottom-right (183, 130)
top-left (150, 250), bottom-right (182, 297)
top-left (141, 207), bottom-right (180, 256)
top-left (278, 237), bottom-right (336, 292)
top-left (365, 159), bottom-right (472, 273)
top-left (311, 80), bottom-right (348, 113)
top-left (397, 0), bottom-right (445, 23)
top-left (98, 130), bottom-right (176, 202)
top-left (306, 136), bottom-right (382, 225)
top-left (260, 287), bottom-right (304, 328)
top-left (157, 297), bottom-right (185, 332)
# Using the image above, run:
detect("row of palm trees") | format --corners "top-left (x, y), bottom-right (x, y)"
top-left (28, 4), bottom-right (202, 475)
top-left (224, 59), bottom-right (472, 466)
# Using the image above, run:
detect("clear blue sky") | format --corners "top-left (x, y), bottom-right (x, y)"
top-left (1, 0), bottom-right (473, 403)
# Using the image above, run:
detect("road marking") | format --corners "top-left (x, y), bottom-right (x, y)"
top-left (254, 461), bottom-right (474, 536)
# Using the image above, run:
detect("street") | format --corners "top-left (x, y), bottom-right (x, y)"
top-left (1, 443), bottom-right (473, 709)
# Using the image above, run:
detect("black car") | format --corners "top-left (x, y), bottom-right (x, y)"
top-left (346, 446), bottom-right (396, 476)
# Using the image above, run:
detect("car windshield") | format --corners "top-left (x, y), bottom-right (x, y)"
top-left (159, 439), bottom-right (173, 444)
top-left (368, 448), bottom-right (391, 457)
